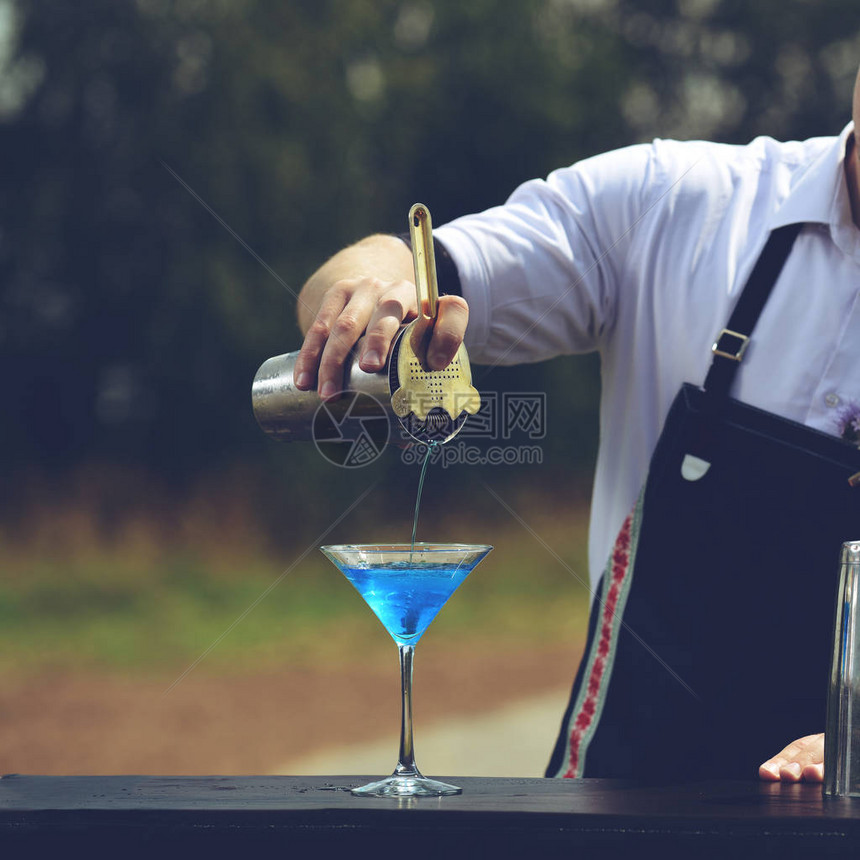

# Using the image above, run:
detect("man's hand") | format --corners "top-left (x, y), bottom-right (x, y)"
top-left (759, 733), bottom-right (824, 782)
top-left (293, 234), bottom-right (469, 399)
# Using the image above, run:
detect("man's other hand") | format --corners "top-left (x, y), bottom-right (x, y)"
top-left (759, 733), bottom-right (824, 782)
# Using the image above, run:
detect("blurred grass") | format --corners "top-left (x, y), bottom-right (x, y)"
top-left (0, 466), bottom-right (592, 675)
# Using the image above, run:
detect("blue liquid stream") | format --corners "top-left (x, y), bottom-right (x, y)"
top-left (410, 441), bottom-right (437, 555)
top-left (339, 562), bottom-right (471, 646)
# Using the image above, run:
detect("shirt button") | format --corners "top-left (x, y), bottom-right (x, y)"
top-left (825, 393), bottom-right (841, 407)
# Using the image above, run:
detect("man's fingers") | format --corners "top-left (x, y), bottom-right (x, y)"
top-left (297, 282), bottom-right (390, 399)
top-left (758, 760), bottom-right (782, 781)
top-left (295, 284), bottom-right (471, 396)
top-left (778, 761), bottom-right (803, 782)
top-left (802, 762), bottom-right (824, 783)
top-left (759, 733), bottom-right (824, 782)
top-left (294, 289), bottom-right (349, 390)
top-left (783, 733), bottom-right (825, 766)
top-left (317, 307), bottom-right (373, 399)
top-left (359, 281), bottom-right (416, 372)
top-left (427, 295), bottom-right (469, 370)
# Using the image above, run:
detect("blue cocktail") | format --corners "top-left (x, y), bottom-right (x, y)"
top-left (321, 543), bottom-right (492, 797)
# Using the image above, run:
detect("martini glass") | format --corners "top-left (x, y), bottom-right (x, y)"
top-left (320, 542), bottom-right (492, 798)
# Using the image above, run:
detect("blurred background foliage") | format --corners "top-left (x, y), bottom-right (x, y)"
top-left (1, 0), bottom-right (860, 670)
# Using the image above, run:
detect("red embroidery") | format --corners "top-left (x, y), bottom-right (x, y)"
top-left (563, 511), bottom-right (634, 777)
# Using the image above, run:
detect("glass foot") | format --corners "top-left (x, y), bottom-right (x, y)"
top-left (351, 774), bottom-right (461, 798)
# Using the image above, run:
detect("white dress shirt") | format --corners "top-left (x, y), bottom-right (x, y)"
top-left (436, 124), bottom-right (860, 590)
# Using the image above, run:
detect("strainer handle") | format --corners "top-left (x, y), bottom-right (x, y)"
top-left (408, 203), bottom-right (438, 321)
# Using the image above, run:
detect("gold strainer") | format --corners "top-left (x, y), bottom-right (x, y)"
top-left (389, 203), bottom-right (481, 443)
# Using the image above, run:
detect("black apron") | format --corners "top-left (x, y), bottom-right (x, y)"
top-left (546, 224), bottom-right (860, 780)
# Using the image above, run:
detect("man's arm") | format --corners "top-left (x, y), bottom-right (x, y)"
top-left (294, 233), bottom-right (468, 399)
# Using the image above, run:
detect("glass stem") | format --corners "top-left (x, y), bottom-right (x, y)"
top-left (395, 644), bottom-right (420, 777)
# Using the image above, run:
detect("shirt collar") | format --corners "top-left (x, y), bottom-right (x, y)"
top-left (771, 122), bottom-right (860, 260)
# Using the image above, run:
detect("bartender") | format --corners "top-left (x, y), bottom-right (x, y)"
top-left (294, 63), bottom-right (860, 783)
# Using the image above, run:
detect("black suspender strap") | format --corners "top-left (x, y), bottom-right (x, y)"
top-left (703, 222), bottom-right (803, 400)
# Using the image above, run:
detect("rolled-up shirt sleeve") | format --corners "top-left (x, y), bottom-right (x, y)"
top-left (434, 143), bottom-right (657, 365)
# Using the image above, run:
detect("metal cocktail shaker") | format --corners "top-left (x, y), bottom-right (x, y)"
top-left (824, 541), bottom-right (860, 796)
top-left (251, 350), bottom-right (393, 442)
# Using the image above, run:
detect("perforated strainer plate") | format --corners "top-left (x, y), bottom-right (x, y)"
top-left (388, 330), bottom-right (470, 444)
top-left (388, 203), bottom-right (480, 444)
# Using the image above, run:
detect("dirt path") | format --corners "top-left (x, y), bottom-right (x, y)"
top-left (0, 643), bottom-right (581, 775)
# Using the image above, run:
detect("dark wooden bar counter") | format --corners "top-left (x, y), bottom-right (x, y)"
top-left (3, 773), bottom-right (860, 858)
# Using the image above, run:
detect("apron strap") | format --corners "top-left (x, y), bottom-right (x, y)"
top-left (703, 223), bottom-right (804, 400)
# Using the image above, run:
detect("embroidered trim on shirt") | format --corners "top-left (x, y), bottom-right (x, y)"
top-left (560, 490), bottom-right (643, 778)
